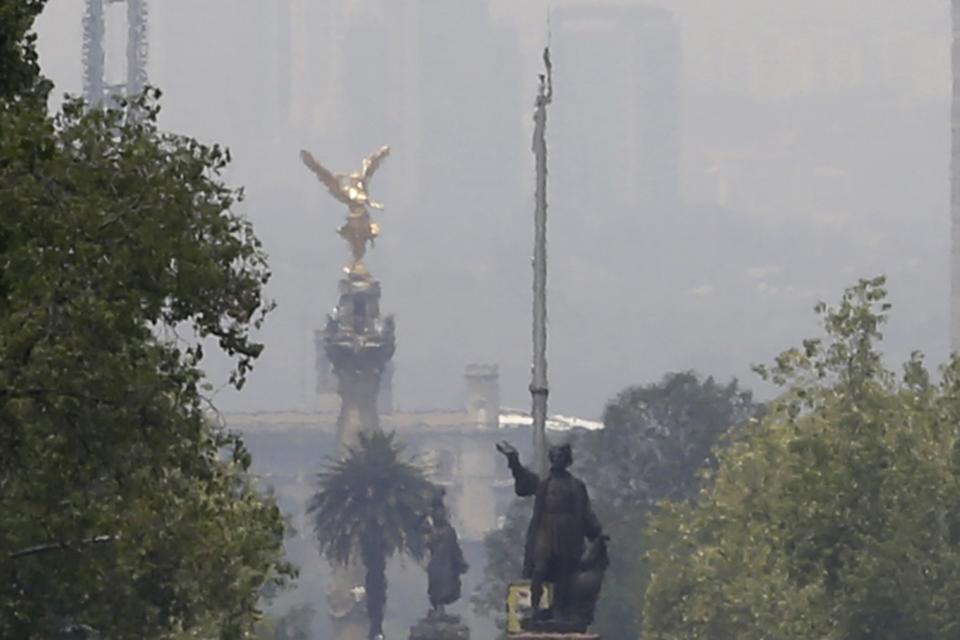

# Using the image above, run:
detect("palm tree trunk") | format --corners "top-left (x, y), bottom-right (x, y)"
top-left (361, 535), bottom-right (387, 639)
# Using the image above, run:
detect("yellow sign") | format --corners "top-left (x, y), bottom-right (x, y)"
top-left (506, 581), bottom-right (552, 633)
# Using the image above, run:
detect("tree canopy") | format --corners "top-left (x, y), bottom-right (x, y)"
top-left (0, 0), bottom-right (49, 102)
top-left (583, 371), bottom-right (760, 639)
top-left (644, 277), bottom-right (960, 640)
top-left (1, 6), bottom-right (293, 637)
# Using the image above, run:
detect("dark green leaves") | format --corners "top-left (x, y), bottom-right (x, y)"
top-left (0, 0), bottom-right (50, 102)
top-left (0, 82), bottom-right (287, 640)
top-left (308, 431), bottom-right (436, 638)
top-left (309, 431), bottom-right (435, 568)
top-left (644, 279), bottom-right (960, 640)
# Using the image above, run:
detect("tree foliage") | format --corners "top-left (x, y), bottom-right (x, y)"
top-left (585, 371), bottom-right (760, 512)
top-left (0, 0), bottom-right (49, 102)
top-left (309, 431), bottom-right (437, 639)
top-left (471, 498), bottom-right (528, 629)
top-left (644, 277), bottom-right (960, 640)
top-left (1, 10), bottom-right (292, 636)
top-left (584, 372), bottom-right (759, 640)
top-left (255, 604), bottom-right (316, 640)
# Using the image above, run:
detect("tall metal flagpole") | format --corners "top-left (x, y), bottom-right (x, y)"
top-left (952, 0), bottom-right (960, 352)
top-left (531, 47), bottom-right (552, 478)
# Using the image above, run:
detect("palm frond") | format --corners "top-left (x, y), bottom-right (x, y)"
top-left (308, 431), bottom-right (437, 566)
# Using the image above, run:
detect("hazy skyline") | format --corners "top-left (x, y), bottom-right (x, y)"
top-left (33, 0), bottom-right (952, 417)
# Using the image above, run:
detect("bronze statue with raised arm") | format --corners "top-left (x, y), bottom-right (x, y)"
top-left (496, 441), bottom-right (606, 632)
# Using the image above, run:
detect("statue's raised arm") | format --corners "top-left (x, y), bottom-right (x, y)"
top-left (496, 441), bottom-right (539, 497)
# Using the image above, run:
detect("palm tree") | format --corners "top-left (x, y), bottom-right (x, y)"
top-left (309, 431), bottom-right (437, 639)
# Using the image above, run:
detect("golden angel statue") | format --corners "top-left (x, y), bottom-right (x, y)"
top-left (300, 145), bottom-right (390, 274)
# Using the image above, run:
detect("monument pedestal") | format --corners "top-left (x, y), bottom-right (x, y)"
top-left (408, 613), bottom-right (469, 640)
top-left (508, 634), bottom-right (599, 640)
top-left (303, 146), bottom-right (395, 640)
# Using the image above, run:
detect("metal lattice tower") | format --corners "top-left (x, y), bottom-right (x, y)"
top-left (83, 0), bottom-right (148, 107)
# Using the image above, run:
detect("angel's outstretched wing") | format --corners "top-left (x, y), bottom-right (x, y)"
top-left (300, 149), bottom-right (350, 205)
top-left (361, 145), bottom-right (391, 182)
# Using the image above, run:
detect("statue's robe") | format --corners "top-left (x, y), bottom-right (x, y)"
top-left (507, 455), bottom-right (602, 579)
top-left (427, 523), bottom-right (468, 607)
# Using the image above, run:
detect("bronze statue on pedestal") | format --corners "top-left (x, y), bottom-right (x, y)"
top-left (409, 490), bottom-right (471, 640)
top-left (422, 490), bottom-right (469, 618)
top-left (496, 441), bottom-right (608, 633)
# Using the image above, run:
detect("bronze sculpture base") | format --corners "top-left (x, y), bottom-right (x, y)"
top-left (408, 613), bottom-right (469, 640)
top-left (508, 633), bottom-right (599, 640)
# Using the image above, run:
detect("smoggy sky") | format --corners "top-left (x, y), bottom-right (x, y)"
top-left (33, 0), bottom-right (951, 417)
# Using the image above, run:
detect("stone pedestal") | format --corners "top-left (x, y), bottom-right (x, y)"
top-left (508, 634), bottom-right (599, 640)
top-left (323, 271), bottom-right (395, 450)
top-left (408, 614), bottom-right (470, 640)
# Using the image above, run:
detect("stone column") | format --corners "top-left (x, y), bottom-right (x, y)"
top-left (464, 364), bottom-right (499, 430)
top-left (324, 273), bottom-right (395, 450)
top-left (322, 270), bottom-right (395, 640)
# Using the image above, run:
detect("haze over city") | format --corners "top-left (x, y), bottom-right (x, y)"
top-left (34, 0), bottom-right (949, 417)
top-left (10, 2), bottom-right (960, 639)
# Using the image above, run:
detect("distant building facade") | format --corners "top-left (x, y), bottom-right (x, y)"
top-left (230, 363), bottom-right (601, 545)
top-left (230, 377), bottom-right (601, 639)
